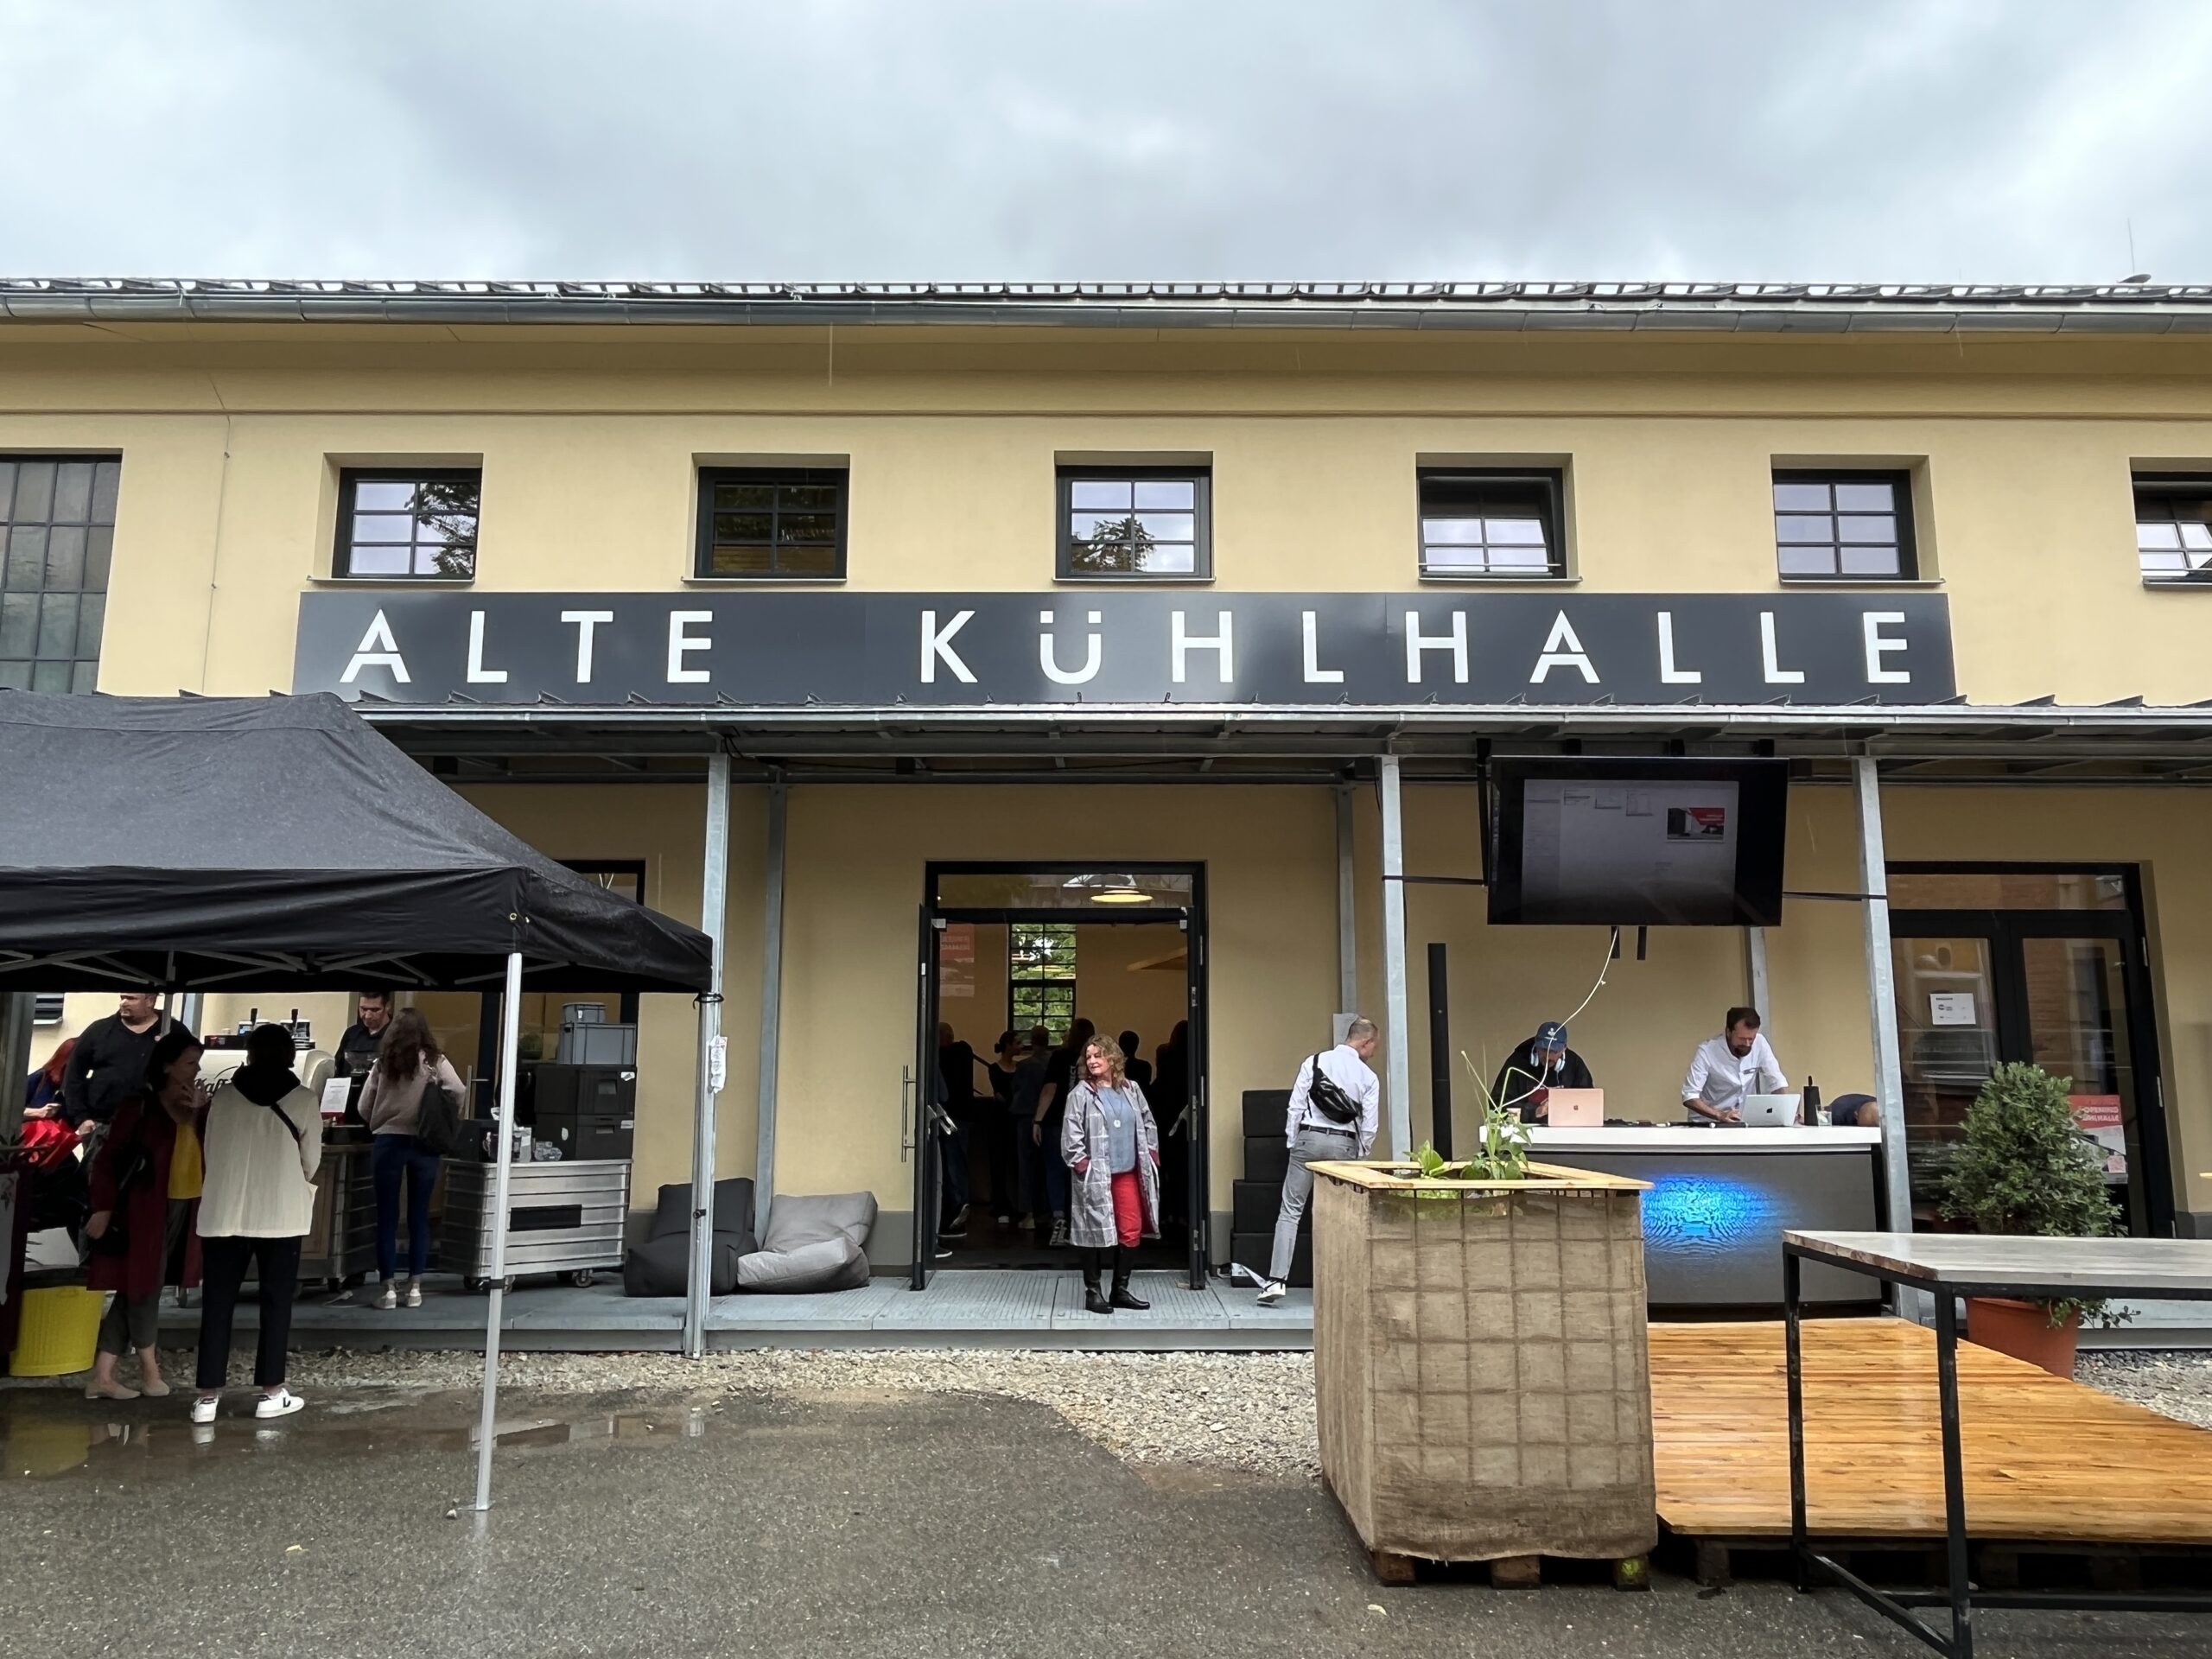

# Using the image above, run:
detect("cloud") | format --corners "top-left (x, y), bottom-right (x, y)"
top-left (1, 0), bottom-right (2205, 281)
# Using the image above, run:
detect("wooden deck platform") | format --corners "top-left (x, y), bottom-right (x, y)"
top-left (1650, 1318), bottom-right (2212, 1546)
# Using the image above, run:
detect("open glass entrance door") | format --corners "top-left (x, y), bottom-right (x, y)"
top-left (1183, 908), bottom-right (1209, 1290)
top-left (920, 861), bottom-right (1209, 1283)
top-left (1889, 867), bottom-right (2171, 1237)
top-left (907, 906), bottom-right (943, 1290)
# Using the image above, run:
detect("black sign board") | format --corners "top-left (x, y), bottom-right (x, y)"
top-left (294, 590), bottom-right (1955, 709)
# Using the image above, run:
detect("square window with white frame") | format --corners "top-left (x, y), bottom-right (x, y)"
top-left (1772, 469), bottom-right (1916, 580)
top-left (334, 468), bottom-right (480, 580)
top-left (1058, 467), bottom-right (1210, 578)
top-left (1417, 469), bottom-right (1565, 578)
top-left (2133, 476), bottom-right (2212, 584)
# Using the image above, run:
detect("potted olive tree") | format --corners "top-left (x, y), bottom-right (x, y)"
top-left (1940, 1061), bottom-right (2126, 1376)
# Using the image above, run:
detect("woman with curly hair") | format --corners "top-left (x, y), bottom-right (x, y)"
top-left (1059, 1033), bottom-right (1160, 1315)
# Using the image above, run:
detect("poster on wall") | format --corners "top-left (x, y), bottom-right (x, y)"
top-left (1928, 992), bottom-right (1978, 1027)
top-left (939, 923), bottom-right (976, 1000)
top-left (2069, 1094), bottom-right (2127, 1179)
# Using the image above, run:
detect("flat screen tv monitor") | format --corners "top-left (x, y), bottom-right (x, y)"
top-left (1488, 758), bottom-right (1789, 927)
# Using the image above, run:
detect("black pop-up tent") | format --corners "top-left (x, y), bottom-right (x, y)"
top-left (0, 690), bottom-right (715, 1510)
top-left (0, 690), bottom-right (709, 995)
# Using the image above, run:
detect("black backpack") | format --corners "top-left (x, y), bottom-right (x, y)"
top-left (1305, 1052), bottom-right (1363, 1126)
top-left (414, 1067), bottom-right (473, 1160)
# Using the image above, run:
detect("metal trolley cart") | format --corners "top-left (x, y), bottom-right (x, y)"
top-left (301, 1134), bottom-right (400, 1292)
top-left (438, 1158), bottom-right (630, 1292)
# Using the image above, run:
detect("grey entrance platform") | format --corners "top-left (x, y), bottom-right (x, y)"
top-left (155, 1270), bottom-right (1314, 1354)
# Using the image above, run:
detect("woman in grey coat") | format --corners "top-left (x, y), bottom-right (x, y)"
top-left (1059, 1033), bottom-right (1160, 1315)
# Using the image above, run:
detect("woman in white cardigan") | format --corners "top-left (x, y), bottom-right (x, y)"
top-left (191, 1022), bottom-right (323, 1425)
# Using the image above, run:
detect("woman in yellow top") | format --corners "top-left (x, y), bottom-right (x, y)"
top-left (82, 1028), bottom-right (207, 1401)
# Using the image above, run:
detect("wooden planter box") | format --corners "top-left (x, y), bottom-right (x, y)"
top-left (1311, 1160), bottom-right (1657, 1569)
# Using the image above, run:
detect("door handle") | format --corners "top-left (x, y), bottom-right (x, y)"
top-left (899, 1065), bottom-right (914, 1161)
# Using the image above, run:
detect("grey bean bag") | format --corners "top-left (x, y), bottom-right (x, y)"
top-left (736, 1192), bottom-right (878, 1293)
top-left (622, 1178), bottom-right (757, 1297)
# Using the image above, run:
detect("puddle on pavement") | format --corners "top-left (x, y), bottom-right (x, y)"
top-left (0, 1388), bottom-right (724, 1482)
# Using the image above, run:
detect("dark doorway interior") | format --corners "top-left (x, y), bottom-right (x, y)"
top-left (912, 863), bottom-right (1207, 1287)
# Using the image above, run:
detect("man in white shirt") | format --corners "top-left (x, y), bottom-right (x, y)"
top-left (1681, 1007), bottom-right (1786, 1124)
top-left (1256, 1017), bottom-right (1382, 1305)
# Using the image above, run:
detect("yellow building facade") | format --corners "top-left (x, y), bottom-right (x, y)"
top-left (8, 281), bottom-right (2212, 1263)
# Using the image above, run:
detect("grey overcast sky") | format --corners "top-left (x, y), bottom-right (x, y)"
top-left (3, 0), bottom-right (2208, 284)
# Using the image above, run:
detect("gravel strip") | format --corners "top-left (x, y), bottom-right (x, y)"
top-left (2077, 1350), bottom-right (2212, 1429)
top-left (120, 1345), bottom-right (1325, 1478)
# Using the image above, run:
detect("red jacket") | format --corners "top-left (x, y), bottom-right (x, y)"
top-left (86, 1095), bottom-right (203, 1300)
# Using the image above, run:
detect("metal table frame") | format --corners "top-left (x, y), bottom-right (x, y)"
top-left (1783, 1230), bottom-right (2212, 1659)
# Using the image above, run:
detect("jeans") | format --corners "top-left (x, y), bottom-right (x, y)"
top-left (1014, 1120), bottom-right (1043, 1217)
top-left (1040, 1114), bottom-right (1070, 1217)
top-left (1269, 1126), bottom-right (1357, 1281)
top-left (372, 1132), bottom-right (442, 1281)
top-left (986, 1111), bottom-right (1021, 1216)
top-left (195, 1234), bottom-right (302, 1391)
top-left (938, 1123), bottom-right (971, 1220)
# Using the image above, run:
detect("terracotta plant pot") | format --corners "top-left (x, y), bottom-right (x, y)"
top-left (1965, 1296), bottom-right (2081, 1377)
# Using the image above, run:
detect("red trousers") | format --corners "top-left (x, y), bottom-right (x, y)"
top-left (1109, 1169), bottom-right (1143, 1249)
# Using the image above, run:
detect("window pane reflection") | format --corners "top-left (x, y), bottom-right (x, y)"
top-left (697, 467), bottom-right (849, 579)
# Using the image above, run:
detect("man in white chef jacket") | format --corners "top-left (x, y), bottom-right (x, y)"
top-left (1681, 1007), bottom-right (1786, 1124)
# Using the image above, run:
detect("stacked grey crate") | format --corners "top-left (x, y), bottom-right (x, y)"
top-left (1229, 1088), bottom-right (1311, 1287)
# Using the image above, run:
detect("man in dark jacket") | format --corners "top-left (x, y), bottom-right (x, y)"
top-left (61, 990), bottom-right (163, 1129)
top-left (334, 989), bottom-right (392, 1079)
top-left (333, 988), bottom-right (393, 1119)
top-left (1488, 1020), bottom-right (1596, 1122)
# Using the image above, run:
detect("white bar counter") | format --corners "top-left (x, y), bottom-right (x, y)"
top-left (1531, 1125), bottom-right (1881, 1153)
top-left (1521, 1123), bottom-right (1888, 1308)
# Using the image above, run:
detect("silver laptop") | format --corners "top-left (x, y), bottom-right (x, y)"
top-left (1741, 1093), bottom-right (1802, 1127)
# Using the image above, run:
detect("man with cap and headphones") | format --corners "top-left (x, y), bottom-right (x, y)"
top-left (1488, 1020), bottom-right (1595, 1122)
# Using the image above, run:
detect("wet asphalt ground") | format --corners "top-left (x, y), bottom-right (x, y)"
top-left (3, 1380), bottom-right (2205, 1659)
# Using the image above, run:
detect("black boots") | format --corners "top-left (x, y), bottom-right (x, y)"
top-left (1084, 1250), bottom-right (1148, 1313)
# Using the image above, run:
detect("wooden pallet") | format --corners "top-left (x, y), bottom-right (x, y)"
top-left (1649, 1319), bottom-right (2212, 1554)
top-left (1670, 1529), bottom-right (2212, 1592)
top-left (1366, 1549), bottom-right (1650, 1590)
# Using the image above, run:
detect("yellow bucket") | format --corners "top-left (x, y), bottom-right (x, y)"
top-left (8, 1286), bottom-right (105, 1377)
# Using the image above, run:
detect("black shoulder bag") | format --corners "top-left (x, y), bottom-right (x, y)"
top-left (1305, 1053), bottom-right (1363, 1126)
top-left (413, 1066), bottom-right (470, 1160)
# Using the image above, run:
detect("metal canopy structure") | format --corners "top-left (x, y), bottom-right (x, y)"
top-left (10, 276), bottom-right (2212, 335)
top-left (350, 697), bottom-right (2212, 790)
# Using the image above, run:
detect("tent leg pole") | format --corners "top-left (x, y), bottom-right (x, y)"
top-left (474, 950), bottom-right (524, 1514)
top-left (686, 750), bottom-right (733, 1360)
top-left (0, 994), bottom-right (33, 1138)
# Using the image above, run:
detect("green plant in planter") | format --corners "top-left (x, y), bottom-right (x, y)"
top-left (1940, 1060), bottom-right (2131, 1328)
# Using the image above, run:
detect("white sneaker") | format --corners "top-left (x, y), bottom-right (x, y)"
top-left (1256, 1280), bottom-right (1287, 1306)
top-left (405, 1281), bottom-right (423, 1308)
top-left (190, 1395), bottom-right (219, 1425)
top-left (255, 1389), bottom-right (305, 1420)
top-left (376, 1281), bottom-right (397, 1310)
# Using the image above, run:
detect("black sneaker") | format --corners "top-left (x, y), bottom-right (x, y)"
top-left (938, 1218), bottom-right (969, 1240)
